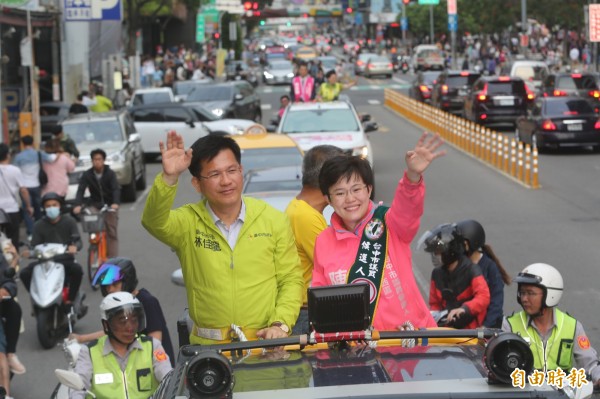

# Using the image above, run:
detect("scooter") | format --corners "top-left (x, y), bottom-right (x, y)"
top-left (400, 61), bottom-right (410, 74)
top-left (51, 311), bottom-right (87, 399)
top-left (28, 243), bottom-right (87, 349)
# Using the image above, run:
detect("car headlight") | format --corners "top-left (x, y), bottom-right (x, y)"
top-left (352, 146), bottom-right (369, 159)
top-left (212, 108), bottom-right (224, 117)
top-left (287, 73), bottom-right (294, 78)
top-left (106, 152), bottom-right (126, 164)
top-left (264, 71), bottom-right (273, 78)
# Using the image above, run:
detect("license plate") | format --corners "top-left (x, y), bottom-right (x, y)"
top-left (567, 124), bottom-right (582, 131)
top-left (498, 99), bottom-right (514, 106)
top-left (458, 89), bottom-right (467, 96)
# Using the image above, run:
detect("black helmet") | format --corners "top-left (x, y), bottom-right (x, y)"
top-left (422, 223), bottom-right (464, 266)
top-left (92, 257), bottom-right (139, 297)
top-left (41, 192), bottom-right (64, 207)
top-left (455, 219), bottom-right (485, 256)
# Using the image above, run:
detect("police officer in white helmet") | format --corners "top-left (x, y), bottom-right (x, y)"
top-left (70, 292), bottom-right (172, 399)
top-left (503, 263), bottom-right (600, 387)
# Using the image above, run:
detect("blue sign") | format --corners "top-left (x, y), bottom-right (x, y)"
top-left (401, 17), bottom-right (408, 31)
top-left (448, 13), bottom-right (457, 32)
top-left (65, 0), bottom-right (122, 21)
top-left (370, 0), bottom-right (401, 14)
top-left (355, 12), bottom-right (363, 25)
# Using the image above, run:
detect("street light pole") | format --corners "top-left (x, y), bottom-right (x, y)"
top-left (26, 9), bottom-right (41, 147)
top-left (429, 5), bottom-right (434, 44)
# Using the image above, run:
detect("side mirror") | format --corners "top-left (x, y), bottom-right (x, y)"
top-left (234, 94), bottom-right (244, 102)
top-left (128, 133), bottom-right (141, 143)
top-left (171, 268), bottom-right (185, 287)
top-left (186, 119), bottom-right (195, 128)
top-left (363, 121), bottom-right (378, 132)
top-left (266, 124), bottom-right (277, 133)
top-left (125, 100), bottom-right (131, 107)
top-left (55, 369), bottom-right (93, 396)
top-left (360, 114), bottom-right (371, 122)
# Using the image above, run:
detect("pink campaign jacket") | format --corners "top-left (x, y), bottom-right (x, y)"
top-left (313, 172), bottom-right (437, 330)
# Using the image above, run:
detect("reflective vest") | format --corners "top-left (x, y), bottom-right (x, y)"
top-left (319, 83), bottom-right (342, 102)
top-left (507, 308), bottom-right (576, 371)
top-left (88, 335), bottom-right (158, 399)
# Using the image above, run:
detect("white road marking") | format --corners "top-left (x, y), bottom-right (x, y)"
top-left (350, 86), bottom-right (359, 90)
top-left (263, 87), bottom-right (273, 93)
top-left (393, 76), bottom-right (411, 85)
top-left (129, 186), bottom-right (152, 211)
top-left (368, 99), bottom-right (381, 105)
top-left (370, 85), bottom-right (378, 90)
top-left (261, 104), bottom-right (272, 110)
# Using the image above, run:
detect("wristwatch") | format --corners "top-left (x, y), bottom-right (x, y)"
top-left (271, 321), bottom-right (290, 334)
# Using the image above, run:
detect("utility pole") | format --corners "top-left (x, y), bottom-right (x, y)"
top-left (401, 1), bottom-right (406, 47)
top-left (27, 9), bottom-right (41, 147)
top-left (429, 5), bottom-right (434, 44)
top-left (51, 12), bottom-right (60, 101)
top-left (520, 0), bottom-right (527, 55)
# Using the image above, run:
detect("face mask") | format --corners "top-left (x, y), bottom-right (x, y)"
top-left (45, 206), bottom-right (60, 220)
top-left (431, 253), bottom-right (443, 268)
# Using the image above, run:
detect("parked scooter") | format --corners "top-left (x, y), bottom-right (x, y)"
top-left (28, 243), bottom-right (87, 349)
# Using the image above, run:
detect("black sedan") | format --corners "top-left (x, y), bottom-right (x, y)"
top-left (431, 70), bottom-right (481, 114)
top-left (409, 71), bottom-right (440, 104)
top-left (515, 97), bottom-right (600, 151)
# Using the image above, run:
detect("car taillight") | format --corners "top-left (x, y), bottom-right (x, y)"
top-left (553, 89), bottom-right (567, 96)
top-left (480, 114), bottom-right (487, 120)
top-left (460, 71), bottom-right (469, 76)
top-left (357, 60), bottom-right (364, 66)
top-left (388, 63), bottom-right (393, 68)
top-left (419, 85), bottom-right (430, 92)
top-left (477, 93), bottom-right (487, 101)
top-left (542, 119), bottom-right (557, 131)
top-left (498, 76), bottom-right (510, 81)
top-left (527, 93), bottom-right (535, 100)
top-left (442, 85), bottom-right (449, 94)
top-left (595, 120), bottom-right (600, 129)
top-left (368, 63), bottom-right (374, 68)
top-left (571, 73), bottom-right (582, 78)
top-left (589, 90), bottom-right (600, 98)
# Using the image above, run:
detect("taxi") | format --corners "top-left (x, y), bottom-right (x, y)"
top-left (295, 46), bottom-right (318, 61)
top-left (232, 125), bottom-right (304, 172)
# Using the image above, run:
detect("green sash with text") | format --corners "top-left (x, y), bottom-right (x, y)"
top-left (346, 205), bottom-right (390, 324)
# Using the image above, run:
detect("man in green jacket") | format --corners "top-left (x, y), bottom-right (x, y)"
top-left (503, 263), bottom-right (600, 387)
top-left (141, 132), bottom-right (303, 345)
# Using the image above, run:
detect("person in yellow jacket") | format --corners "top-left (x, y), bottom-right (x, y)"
top-left (503, 263), bottom-right (600, 387)
top-left (71, 292), bottom-right (172, 399)
top-left (141, 132), bottom-right (303, 344)
top-left (317, 70), bottom-right (357, 102)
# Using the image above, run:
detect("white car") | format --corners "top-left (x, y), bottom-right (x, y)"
top-left (129, 87), bottom-right (175, 106)
top-left (276, 101), bottom-right (376, 167)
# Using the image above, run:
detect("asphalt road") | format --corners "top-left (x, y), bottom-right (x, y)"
top-left (12, 66), bottom-right (600, 398)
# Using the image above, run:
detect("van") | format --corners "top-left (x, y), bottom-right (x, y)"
top-left (500, 60), bottom-right (549, 90)
top-left (411, 45), bottom-right (445, 72)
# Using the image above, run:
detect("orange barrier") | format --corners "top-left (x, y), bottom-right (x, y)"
top-left (384, 89), bottom-right (541, 189)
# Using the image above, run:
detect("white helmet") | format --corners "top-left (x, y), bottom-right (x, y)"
top-left (514, 263), bottom-right (563, 307)
top-left (100, 291), bottom-right (146, 333)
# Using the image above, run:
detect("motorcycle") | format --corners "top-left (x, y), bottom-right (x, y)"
top-left (400, 60), bottom-right (410, 74)
top-left (51, 312), bottom-right (88, 399)
top-left (28, 243), bottom-right (87, 349)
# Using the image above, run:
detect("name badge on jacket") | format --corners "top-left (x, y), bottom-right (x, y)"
top-left (94, 372), bottom-right (114, 384)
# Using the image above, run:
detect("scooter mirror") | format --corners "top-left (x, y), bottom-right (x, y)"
top-left (171, 268), bottom-right (185, 287)
top-left (55, 369), bottom-right (89, 394)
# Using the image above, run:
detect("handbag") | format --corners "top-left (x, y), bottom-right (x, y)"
top-left (38, 151), bottom-right (48, 187)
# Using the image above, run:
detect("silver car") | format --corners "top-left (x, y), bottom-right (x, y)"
top-left (62, 111), bottom-right (145, 203)
top-left (364, 55), bottom-right (393, 78)
top-left (263, 60), bottom-right (295, 85)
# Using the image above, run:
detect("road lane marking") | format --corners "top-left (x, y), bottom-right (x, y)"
top-left (378, 126), bottom-right (389, 133)
top-left (393, 76), bottom-right (411, 85)
top-left (261, 104), bottom-right (272, 110)
top-left (368, 99), bottom-right (381, 105)
top-left (129, 186), bottom-right (152, 211)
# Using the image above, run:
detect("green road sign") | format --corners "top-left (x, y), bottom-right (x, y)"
top-left (196, 13), bottom-right (205, 43)
top-left (418, 0), bottom-right (439, 4)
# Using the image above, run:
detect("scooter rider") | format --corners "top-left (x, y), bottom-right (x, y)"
top-left (20, 192), bottom-right (85, 310)
top-left (70, 292), bottom-right (172, 399)
top-left (503, 263), bottom-right (600, 386)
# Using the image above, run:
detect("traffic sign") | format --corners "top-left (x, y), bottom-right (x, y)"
top-left (418, 0), bottom-right (439, 5)
top-left (447, 0), bottom-right (456, 14)
top-left (401, 17), bottom-right (408, 31)
top-left (196, 13), bottom-right (205, 43)
top-left (65, 0), bottom-right (122, 21)
top-left (447, 13), bottom-right (457, 32)
top-left (589, 4), bottom-right (600, 42)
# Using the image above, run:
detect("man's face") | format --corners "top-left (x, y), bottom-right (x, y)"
top-left (281, 97), bottom-right (289, 107)
top-left (518, 284), bottom-right (544, 315)
top-left (92, 154), bottom-right (105, 172)
top-left (109, 310), bottom-right (140, 344)
top-left (299, 66), bottom-right (308, 77)
top-left (192, 149), bottom-right (243, 210)
top-left (105, 281), bottom-right (123, 295)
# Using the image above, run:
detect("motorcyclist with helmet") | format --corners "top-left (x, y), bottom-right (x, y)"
top-left (503, 263), bottom-right (600, 387)
top-left (19, 192), bottom-right (85, 310)
top-left (423, 223), bottom-right (490, 329)
top-left (70, 257), bottom-right (175, 367)
top-left (455, 220), bottom-right (511, 328)
top-left (70, 292), bottom-right (172, 399)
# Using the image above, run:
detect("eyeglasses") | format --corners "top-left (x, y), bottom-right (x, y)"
top-left (329, 184), bottom-right (368, 200)
top-left (199, 166), bottom-right (241, 182)
top-left (518, 291), bottom-right (543, 298)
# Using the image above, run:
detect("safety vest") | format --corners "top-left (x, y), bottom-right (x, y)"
top-left (507, 308), bottom-right (576, 372)
top-left (88, 335), bottom-right (158, 399)
top-left (319, 83), bottom-right (342, 102)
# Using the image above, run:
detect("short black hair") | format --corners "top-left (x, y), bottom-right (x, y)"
top-left (0, 143), bottom-right (9, 162)
top-left (188, 135), bottom-right (241, 178)
top-left (91, 148), bottom-right (107, 160)
top-left (319, 155), bottom-right (374, 196)
top-left (325, 70), bottom-right (337, 79)
top-left (51, 124), bottom-right (63, 135)
top-left (280, 94), bottom-right (290, 101)
top-left (302, 145), bottom-right (345, 188)
top-left (21, 136), bottom-right (34, 145)
top-left (297, 61), bottom-right (308, 69)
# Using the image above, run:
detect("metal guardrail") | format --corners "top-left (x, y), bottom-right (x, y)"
top-left (384, 89), bottom-right (540, 189)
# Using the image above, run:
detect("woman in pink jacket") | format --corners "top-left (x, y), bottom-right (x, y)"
top-left (42, 139), bottom-right (75, 198)
top-left (312, 132), bottom-right (445, 331)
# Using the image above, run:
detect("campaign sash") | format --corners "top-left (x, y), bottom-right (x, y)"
top-left (346, 205), bottom-right (390, 324)
top-left (293, 76), bottom-right (314, 102)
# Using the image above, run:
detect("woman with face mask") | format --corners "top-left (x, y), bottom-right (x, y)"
top-left (422, 223), bottom-right (490, 329)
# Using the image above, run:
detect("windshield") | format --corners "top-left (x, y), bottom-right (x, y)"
top-left (282, 109), bottom-right (359, 133)
top-left (545, 99), bottom-right (594, 115)
top-left (245, 179), bottom-right (302, 193)
top-left (422, 73), bottom-right (439, 85)
top-left (447, 75), bottom-right (479, 87)
top-left (556, 76), bottom-right (598, 90)
top-left (174, 82), bottom-right (204, 95)
top-left (132, 92), bottom-right (171, 105)
top-left (63, 120), bottom-right (123, 144)
top-left (187, 106), bottom-right (218, 122)
top-left (187, 86), bottom-right (233, 102)
top-left (487, 81), bottom-right (526, 96)
top-left (240, 148), bottom-right (303, 171)
top-left (369, 56), bottom-right (390, 63)
top-left (270, 62), bottom-right (292, 70)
